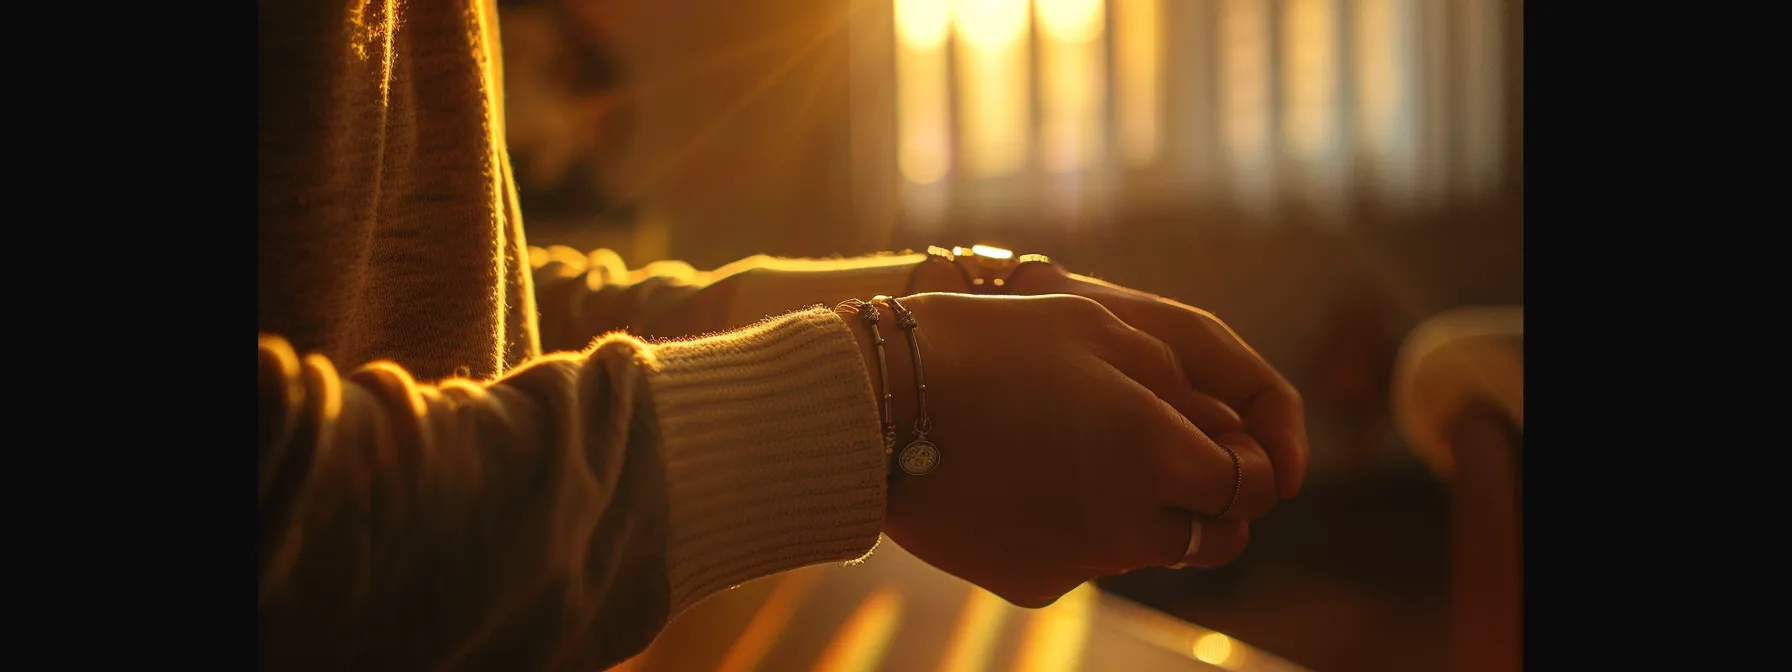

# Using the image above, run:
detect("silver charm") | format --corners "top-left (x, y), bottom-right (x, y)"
top-left (899, 439), bottom-right (940, 475)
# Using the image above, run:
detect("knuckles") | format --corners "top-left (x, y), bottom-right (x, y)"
top-left (1048, 293), bottom-right (1116, 324)
top-left (1278, 380), bottom-right (1307, 415)
top-left (1006, 259), bottom-right (1074, 294)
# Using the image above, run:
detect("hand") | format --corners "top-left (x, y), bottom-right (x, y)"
top-left (1001, 264), bottom-right (1312, 499)
top-left (839, 293), bottom-right (1280, 608)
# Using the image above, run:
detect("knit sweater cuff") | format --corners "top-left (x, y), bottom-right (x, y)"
top-left (645, 307), bottom-right (887, 614)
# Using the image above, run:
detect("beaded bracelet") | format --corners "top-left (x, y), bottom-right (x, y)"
top-left (836, 299), bottom-right (899, 460)
top-left (879, 295), bottom-right (939, 476)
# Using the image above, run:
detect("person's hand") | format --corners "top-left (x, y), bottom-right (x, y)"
top-left (998, 264), bottom-right (1312, 500)
top-left (840, 293), bottom-right (1280, 608)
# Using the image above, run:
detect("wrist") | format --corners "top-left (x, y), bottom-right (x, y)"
top-left (843, 301), bottom-right (920, 439)
top-left (835, 300), bottom-right (919, 480)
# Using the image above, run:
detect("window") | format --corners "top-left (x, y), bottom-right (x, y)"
top-left (890, 0), bottom-right (1510, 227)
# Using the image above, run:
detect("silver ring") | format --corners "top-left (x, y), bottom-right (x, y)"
top-left (1168, 442), bottom-right (1243, 569)
top-left (1167, 518), bottom-right (1203, 569)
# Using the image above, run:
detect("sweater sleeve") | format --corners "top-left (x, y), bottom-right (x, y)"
top-left (529, 245), bottom-right (929, 351)
top-left (257, 308), bottom-right (886, 671)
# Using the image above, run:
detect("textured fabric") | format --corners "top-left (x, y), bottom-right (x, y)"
top-left (258, 0), bottom-right (536, 381)
top-left (650, 310), bottom-right (889, 612)
top-left (256, 0), bottom-right (924, 668)
top-left (257, 333), bottom-right (675, 671)
top-left (257, 307), bottom-right (890, 670)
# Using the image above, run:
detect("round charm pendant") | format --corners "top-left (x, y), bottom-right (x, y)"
top-left (898, 440), bottom-right (940, 475)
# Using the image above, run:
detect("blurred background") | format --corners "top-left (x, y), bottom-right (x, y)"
top-left (496, 0), bottom-right (1522, 670)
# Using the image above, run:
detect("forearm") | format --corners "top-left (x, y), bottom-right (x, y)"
top-left (258, 333), bottom-right (673, 671)
top-left (258, 308), bottom-right (890, 670)
top-left (530, 246), bottom-right (937, 349)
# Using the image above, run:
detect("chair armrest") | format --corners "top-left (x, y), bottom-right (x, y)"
top-left (1391, 306), bottom-right (1524, 481)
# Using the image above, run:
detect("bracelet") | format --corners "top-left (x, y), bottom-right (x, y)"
top-left (904, 245), bottom-right (974, 295)
top-left (905, 245), bottom-right (1064, 296)
top-left (835, 299), bottom-right (899, 460)
top-left (1001, 253), bottom-right (1063, 295)
top-left (879, 295), bottom-right (940, 476)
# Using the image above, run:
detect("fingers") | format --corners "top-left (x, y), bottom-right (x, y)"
top-left (1098, 323), bottom-right (1277, 522)
top-left (1107, 371), bottom-right (1277, 524)
top-left (1242, 377), bottom-right (1310, 498)
top-left (1170, 513), bottom-right (1200, 565)
top-left (1148, 510), bottom-right (1252, 570)
top-left (1182, 389), bottom-right (1246, 435)
top-left (1206, 431), bottom-right (1278, 522)
top-left (1092, 286), bottom-right (1309, 499)
top-left (1170, 429), bottom-right (1278, 523)
top-left (1180, 515), bottom-right (1251, 569)
top-left (1099, 321), bottom-right (1244, 434)
top-left (1180, 309), bottom-right (1308, 497)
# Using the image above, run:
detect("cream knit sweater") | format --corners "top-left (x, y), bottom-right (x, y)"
top-left (256, 0), bottom-right (926, 668)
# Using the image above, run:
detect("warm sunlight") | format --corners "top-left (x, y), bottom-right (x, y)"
top-left (953, 0), bottom-right (1031, 177)
top-left (1355, 0), bottom-right (1402, 164)
top-left (1113, 0), bottom-right (1162, 168)
top-left (896, 0), bottom-right (954, 185)
top-left (810, 588), bottom-right (905, 672)
top-left (1036, 0), bottom-right (1104, 42)
top-left (882, 0), bottom-right (1472, 212)
top-left (953, 0), bottom-right (1030, 48)
top-left (715, 572), bottom-right (821, 672)
top-left (1037, 0), bottom-right (1107, 173)
top-left (1010, 583), bottom-right (1098, 672)
top-left (897, 68), bottom-right (951, 185)
top-left (1219, 0), bottom-right (1273, 202)
top-left (896, 0), bottom-right (953, 49)
top-left (1352, 0), bottom-right (1417, 199)
top-left (1194, 632), bottom-right (1236, 666)
top-left (1282, 0), bottom-right (1338, 164)
top-left (937, 587), bottom-right (1010, 672)
top-left (1283, 0), bottom-right (1344, 209)
top-left (1459, 0), bottom-right (1504, 196)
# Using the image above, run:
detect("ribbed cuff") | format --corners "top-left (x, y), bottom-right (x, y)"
top-left (645, 307), bottom-right (887, 613)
